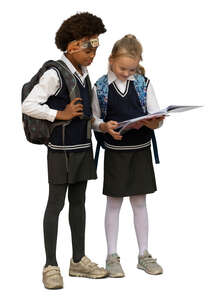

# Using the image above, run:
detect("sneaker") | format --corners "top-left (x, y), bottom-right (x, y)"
top-left (137, 250), bottom-right (163, 275)
top-left (43, 265), bottom-right (63, 289)
top-left (69, 256), bottom-right (108, 279)
top-left (106, 253), bottom-right (125, 278)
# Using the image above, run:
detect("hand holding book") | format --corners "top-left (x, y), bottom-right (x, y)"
top-left (139, 116), bottom-right (165, 129)
top-left (99, 120), bottom-right (123, 140)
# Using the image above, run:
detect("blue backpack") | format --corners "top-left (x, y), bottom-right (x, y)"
top-left (94, 74), bottom-right (160, 167)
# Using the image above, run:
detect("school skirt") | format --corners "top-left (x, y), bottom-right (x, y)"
top-left (103, 147), bottom-right (157, 197)
top-left (47, 149), bottom-right (97, 184)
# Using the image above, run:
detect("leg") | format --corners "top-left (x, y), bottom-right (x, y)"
top-left (68, 181), bottom-right (108, 279)
top-left (43, 183), bottom-right (67, 267)
top-left (68, 181), bottom-right (87, 263)
top-left (130, 195), bottom-right (163, 275)
top-left (129, 194), bottom-right (148, 255)
top-left (105, 196), bottom-right (125, 277)
top-left (105, 196), bottom-right (123, 255)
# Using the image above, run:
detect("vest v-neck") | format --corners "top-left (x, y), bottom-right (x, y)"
top-left (73, 72), bottom-right (86, 88)
top-left (112, 80), bottom-right (130, 98)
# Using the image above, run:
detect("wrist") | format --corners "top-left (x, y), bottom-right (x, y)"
top-left (99, 122), bottom-right (107, 133)
top-left (56, 110), bottom-right (65, 120)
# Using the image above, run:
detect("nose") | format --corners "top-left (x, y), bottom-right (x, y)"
top-left (90, 49), bottom-right (97, 58)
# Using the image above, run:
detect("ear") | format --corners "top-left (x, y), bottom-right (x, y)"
top-left (109, 55), bottom-right (114, 66)
top-left (67, 41), bottom-right (80, 54)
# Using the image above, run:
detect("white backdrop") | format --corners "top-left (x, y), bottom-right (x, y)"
top-left (1, 0), bottom-right (219, 299)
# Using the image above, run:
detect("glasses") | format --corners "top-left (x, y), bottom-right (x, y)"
top-left (70, 38), bottom-right (99, 51)
top-left (80, 38), bottom-right (99, 49)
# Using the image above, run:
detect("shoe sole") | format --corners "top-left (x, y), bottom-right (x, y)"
top-left (69, 271), bottom-right (108, 279)
top-left (43, 281), bottom-right (63, 289)
top-left (44, 285), bottom-right (63, 290)
top-left (43, 279), bottom-right (63, 289)
top-left (108, 273), bottom-right (125, 278)
top-left (137, 264), bottom-right (163, 275)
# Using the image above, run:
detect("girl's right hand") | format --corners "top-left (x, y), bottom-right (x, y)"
top-left (99, 121), bottom-right (123, 140)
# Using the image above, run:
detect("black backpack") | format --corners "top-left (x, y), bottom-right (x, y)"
top-left (22, 60), bottom-right (83, 145)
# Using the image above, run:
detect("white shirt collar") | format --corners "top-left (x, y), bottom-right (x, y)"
top-left (61, 54), bottom-right (88, 82)
top-left (107, 68), bottom-right (136, 85)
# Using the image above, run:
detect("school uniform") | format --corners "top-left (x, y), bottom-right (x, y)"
top-left (22, 54), bottom-right (97, 184)
top-left (22, 54), bottom-right (96, 265)
top-left (92, 69), bottom-right (161, 197)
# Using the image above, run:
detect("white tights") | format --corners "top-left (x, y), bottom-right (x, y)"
top-left (105, 195), bottom-right (148, 256)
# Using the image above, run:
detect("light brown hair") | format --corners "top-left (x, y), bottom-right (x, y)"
top-left (110, 34), bottom-right (145, 75)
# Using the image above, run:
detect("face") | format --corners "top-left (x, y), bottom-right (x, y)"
top-left (66, 35), bottom-right (99, 67)
top-left (109, 56), bottom-right (140, 81)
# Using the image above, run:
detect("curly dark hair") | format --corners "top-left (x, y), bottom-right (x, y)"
top-left (55, 12), bottom-right (106, 51)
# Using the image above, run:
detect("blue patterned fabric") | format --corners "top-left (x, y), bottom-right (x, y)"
top-left (133, 74), bottom-right (149, 113)
top-left (95, 75), bottom-right (109, 119)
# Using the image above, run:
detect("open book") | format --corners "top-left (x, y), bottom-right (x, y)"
top-left (117, 105), bottom-right (202, 135)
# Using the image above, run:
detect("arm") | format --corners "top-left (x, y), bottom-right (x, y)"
top-left (22, 69), bottom-right (60, 122)
top-left (91, 86), bottom-right (122, 140)
top-left (140, 82), bottom-right (164, 129)
top-left (91, 86), bottom-right (104, 131)
top-left (22, 69), bottom-right (83, 121)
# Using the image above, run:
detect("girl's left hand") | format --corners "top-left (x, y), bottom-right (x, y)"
top-left (140, 116), bottom-right (165, 129)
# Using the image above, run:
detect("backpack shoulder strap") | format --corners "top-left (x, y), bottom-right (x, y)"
top-left (46, 60), bottom-right (79, 100)
top-left (133, 73), bottom-right (150, 113)
top-left (95, 74), bottom-right (108, 119)
top-left (22, 60), bottom-right (79, 102)
top-left (94, 75), bottom-right (108, 169)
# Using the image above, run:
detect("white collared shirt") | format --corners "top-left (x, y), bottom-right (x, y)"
top-left (107, 68), bottom-right (136, 93)
top-left (22, 55), bottom-right (88, 122)
top-left (92, 70), bottom-right (162, 131)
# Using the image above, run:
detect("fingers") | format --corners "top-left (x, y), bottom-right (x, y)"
top-left (73, 103), bottom-right (83, 111)
top-left (155, 116), bottom-right (165, 121)
top-left (108, 129), bottom-right (122, 140)
top-left (141, 118), bottom-right (161, 129)
top-left (140, 120), bottom-right (150, 126)
top-left (69, 98), bottom-right (83, 112)
top-left (71, 97), bottom-right (83, 104)
top-left (73, 111), bottom-right (83, 117)
top-left (106, 121), bottom-right (122, 140)
top-left (107, 121), bottom-right (119, 129)
top-left (109, 121), bottom-right (118, 125)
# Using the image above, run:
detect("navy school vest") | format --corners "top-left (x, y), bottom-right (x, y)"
top-left (46, 68), bottom-right (92, 152)
top-left (103, 80), bottom-right (153, 150)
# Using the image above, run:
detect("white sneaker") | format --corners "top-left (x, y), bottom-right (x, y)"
top-left (106, 253), bottom-right (125, 278)
top-left (137, 250), bottom-right (163, 275)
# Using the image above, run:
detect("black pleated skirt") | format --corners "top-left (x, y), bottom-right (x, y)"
top-left (47, 149), bottom-right (97, 184)
top-left (103, 147), bottom-right (157, 197)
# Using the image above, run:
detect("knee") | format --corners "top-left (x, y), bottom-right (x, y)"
top-left (46, 196), bottom-right (65, 215)
top-left (130, 195), bottom-right (146, 210)
top-left (106, 197), bottom-right (123, 211)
